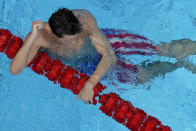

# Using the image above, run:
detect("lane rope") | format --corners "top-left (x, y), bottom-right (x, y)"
top-left (0, 29), bottom-right (171, 131)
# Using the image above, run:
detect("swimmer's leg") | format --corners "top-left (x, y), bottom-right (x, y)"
top-left (156, 39), bottom-right (196, 60)
top-left (181, 59), bottom-right (196, 74)
top-left (136, 60), bottom-right (185, 84)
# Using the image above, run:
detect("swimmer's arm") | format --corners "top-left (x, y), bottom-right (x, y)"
top-left (9, 32), bottom-right (40, 75)
top-left (10, 20), bottom-right (44, 75)
top-left (85, 11), bottom-right (117, 86)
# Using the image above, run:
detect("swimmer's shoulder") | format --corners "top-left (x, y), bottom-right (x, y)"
top-left (71, 9), bottom-right (90, 16)
top-left (25, 23), bottom-right (49, 49)
top-left (30, 23), bottom-right (50, 48)
top-left (71, 9), bottom-right (97, 35)
top-left (71, 9), bottom-right (96, 23)
top-left (41, 23), bottom-right (52, 48)
top-left (71, 9), bottom-right (89, 30)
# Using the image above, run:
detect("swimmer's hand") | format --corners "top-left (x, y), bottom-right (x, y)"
top-left (32, 20), bottom-right (44, 35)
top-left (76, 81), bottom-right (95, 104)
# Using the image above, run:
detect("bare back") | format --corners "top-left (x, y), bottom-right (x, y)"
top-left (37, 9), bottom-right (94, 60)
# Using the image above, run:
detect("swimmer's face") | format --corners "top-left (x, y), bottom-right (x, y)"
top-left (58, 34), bottom-right (79, 44)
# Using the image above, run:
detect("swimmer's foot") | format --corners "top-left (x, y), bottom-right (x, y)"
top-left (157, 39), bottom-right (196, 60)
top-left (136, 60), bottom-right (185, 85)
top-left (136, 66), bottom-right (151, 85)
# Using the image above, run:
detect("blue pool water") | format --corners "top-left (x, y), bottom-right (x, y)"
top-left (0, 0), bottom-right (196, 130)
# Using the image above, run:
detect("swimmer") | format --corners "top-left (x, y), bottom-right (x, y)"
top-left (9, 8), bottom-right (196, 103)
top-left (9, 8), bottom-right (117, 104)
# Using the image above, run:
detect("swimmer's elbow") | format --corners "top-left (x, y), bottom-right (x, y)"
top-left (10, 70), bottom-right (17, 75)
top-left (9, 68), bottom-right (18, 75)
top-left (9, 66), bottom-right (21, 75)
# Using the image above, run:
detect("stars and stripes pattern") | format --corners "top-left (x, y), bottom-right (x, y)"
top-left (102, 28), bottom-right (158, 84)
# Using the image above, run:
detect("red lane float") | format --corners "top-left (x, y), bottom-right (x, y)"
top-left (0, 29), bottom-right (172, 131)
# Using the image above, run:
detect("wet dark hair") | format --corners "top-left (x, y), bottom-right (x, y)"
top-left (48, 8), bottom-right (82, 37)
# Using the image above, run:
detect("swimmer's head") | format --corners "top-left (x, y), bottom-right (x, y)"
top-left (48, 8), bottom-right (82, 38)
